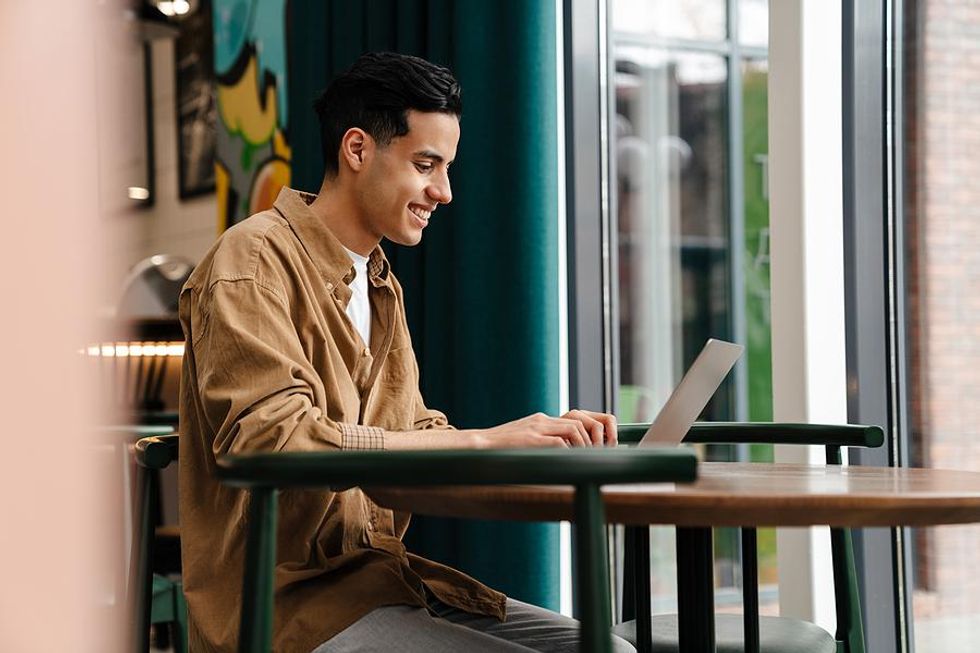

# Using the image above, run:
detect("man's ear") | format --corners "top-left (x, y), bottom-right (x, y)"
top-left (340, 128), bottom-right (371, 172)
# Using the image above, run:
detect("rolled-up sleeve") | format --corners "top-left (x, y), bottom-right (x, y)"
top-left (337, 422), bottom-right (386, 450)
top-left (191, 278), bottom-right (347, 456)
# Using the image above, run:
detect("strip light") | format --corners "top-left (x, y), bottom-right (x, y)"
top-left (80, 342), bottom-right (185, 357)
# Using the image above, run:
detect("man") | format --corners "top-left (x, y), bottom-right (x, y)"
top-left (178, 52), bottom-right (633, 652)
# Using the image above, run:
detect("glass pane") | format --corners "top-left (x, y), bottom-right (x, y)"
top-left (611, 0), bottom-right (727, 42)
top-left (904, 2), bottom-right (980, 649)
top-left (612, 41), bottom-right (734, 606)
top-left (738, 0), bottom-right (769, 48)
top-left (614, 45), bottom-right (731, 425)
top-left (609, 0), bottom-right (777, 611)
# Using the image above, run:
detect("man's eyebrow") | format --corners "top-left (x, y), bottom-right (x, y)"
top-left (413, 150), bottom-right (453, 165)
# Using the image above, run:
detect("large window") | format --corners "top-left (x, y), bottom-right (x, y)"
top-left (608, 0), bottom-right (773, 613)
top-left (569, 0), bottom-right (977, 646)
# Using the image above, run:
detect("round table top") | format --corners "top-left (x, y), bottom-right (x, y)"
top-left (368, 462), bottom-right (980, 528)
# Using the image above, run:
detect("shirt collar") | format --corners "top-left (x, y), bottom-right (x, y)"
top-left (273, 187), bottom-right (391, 287)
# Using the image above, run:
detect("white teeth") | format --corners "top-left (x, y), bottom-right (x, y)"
top-left (410, 206), bottom-right (431, 221)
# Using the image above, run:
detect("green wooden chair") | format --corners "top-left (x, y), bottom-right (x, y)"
top-left (131, 434), bottom-right (188, 653)
top-left (215, 446), bottom-right (699, 653)
top-left (612, 422), bottom-right (884, 653)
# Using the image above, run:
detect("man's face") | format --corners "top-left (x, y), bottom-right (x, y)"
top-left (356, 110), bottom-right (459, 247)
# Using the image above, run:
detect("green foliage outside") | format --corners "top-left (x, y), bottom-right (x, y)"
top-left (742, 66), bottom-right (777, 582)
top-left (742, 67), bottom-right (773, 432)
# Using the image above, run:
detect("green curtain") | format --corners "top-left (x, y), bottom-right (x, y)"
top-left (288, 0), bottom-right (561, 610)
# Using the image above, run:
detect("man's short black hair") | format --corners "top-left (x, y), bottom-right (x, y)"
top-left (314, 52), bottom-right (462, 178)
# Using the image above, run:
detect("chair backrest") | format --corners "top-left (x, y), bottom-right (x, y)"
top-left (134, 434), bottom-right (180, 471)
top-left (619, 421), bottom-right (884, 456)
top-left (130, 434), bottom-right (180, 653)
top-left (618, 421), bottom-right (883, 653)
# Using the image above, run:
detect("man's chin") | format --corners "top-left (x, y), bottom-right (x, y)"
top-left (387, 232), bottom-right (424, 247)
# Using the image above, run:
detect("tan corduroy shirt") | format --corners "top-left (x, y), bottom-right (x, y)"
top-left (178, 188), bottom-right (505, 652)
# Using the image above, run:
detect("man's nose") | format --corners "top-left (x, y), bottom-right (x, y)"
top-left (427, 173), bottom-right (452, 205)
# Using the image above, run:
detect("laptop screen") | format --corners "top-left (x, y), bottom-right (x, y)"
top-left (637, 339), bottom-right (744, 447)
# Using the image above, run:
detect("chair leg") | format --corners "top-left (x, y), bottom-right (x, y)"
top-left (573, 483), bottom-right (612, 653)
top-left (239, 487), bottom-right (279, 653)
top-left (622, 526), bottom-right (637, 623)
top-left (831, 528), bottom-right (866, 653)
top-left (741, 528), bottom-right (760, 653)
top-left (130, 465), bottom-right (158, 653)
top-left (631, 526), bottom-right (652, 653)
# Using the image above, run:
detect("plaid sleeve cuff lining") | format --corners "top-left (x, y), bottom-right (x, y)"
top-left (338, 423), bottom-right (386, 451)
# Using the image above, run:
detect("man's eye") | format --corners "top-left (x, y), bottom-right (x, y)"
top-left (414, 162), bottom-right (433, 173)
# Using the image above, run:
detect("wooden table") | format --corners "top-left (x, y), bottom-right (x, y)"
top-left (369, 462), bottom-right (980, 652)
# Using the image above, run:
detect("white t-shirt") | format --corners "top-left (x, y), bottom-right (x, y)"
top-left (342, 246), bottom-right (372, 349)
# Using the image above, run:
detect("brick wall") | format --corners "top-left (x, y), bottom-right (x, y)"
top-left (906, 0), bottom-right (980, 620)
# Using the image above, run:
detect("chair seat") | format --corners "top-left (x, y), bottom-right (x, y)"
top-left (612, 613), bottom-right (836, 653)
top-left (150, 574), bottom-right (180, 623)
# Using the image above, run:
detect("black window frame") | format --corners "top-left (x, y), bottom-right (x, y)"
top-left (842, 0), bottom-right (915, 650)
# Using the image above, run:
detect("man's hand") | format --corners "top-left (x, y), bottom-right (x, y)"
top-left (561, 409), bottom-right (618, 447)
top-left (465, 410), bottom-right (618, 449)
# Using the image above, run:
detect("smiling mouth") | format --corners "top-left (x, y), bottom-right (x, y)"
top-left (409, 206), bottom-right (432, 223)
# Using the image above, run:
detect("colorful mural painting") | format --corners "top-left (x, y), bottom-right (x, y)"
top-left (212, 0), bottom-right (290, 230)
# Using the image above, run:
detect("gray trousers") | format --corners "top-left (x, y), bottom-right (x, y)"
top-left (312, 594), bottom-right (636, 652)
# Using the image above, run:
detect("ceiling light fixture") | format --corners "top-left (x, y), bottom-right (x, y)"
top-left (128, 186), bottom-right (150, 201)
top-left (154, 0), bottom-right (190, 17)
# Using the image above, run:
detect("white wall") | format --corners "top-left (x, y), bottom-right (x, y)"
top-left (144, 37), bottom-right (218, 263)
top-left (106, 34), bottom-right (217, 305)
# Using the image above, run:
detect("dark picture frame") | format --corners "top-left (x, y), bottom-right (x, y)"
top-left (175, 0), bottom-right (216, 199)
top-left (138, 42), bottom-right (156, 208)
top-left (121, 39), bottom-right (156, 210)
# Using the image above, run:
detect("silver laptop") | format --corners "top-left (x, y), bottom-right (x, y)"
top-left (637, 339), bottom-right (744, 447)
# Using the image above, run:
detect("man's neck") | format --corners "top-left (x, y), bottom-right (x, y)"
top-left (308, 180), bottom-right (379, 257)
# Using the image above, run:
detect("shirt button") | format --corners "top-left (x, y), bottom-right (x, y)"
top-left (326, 282), bottom-right (334, 291)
